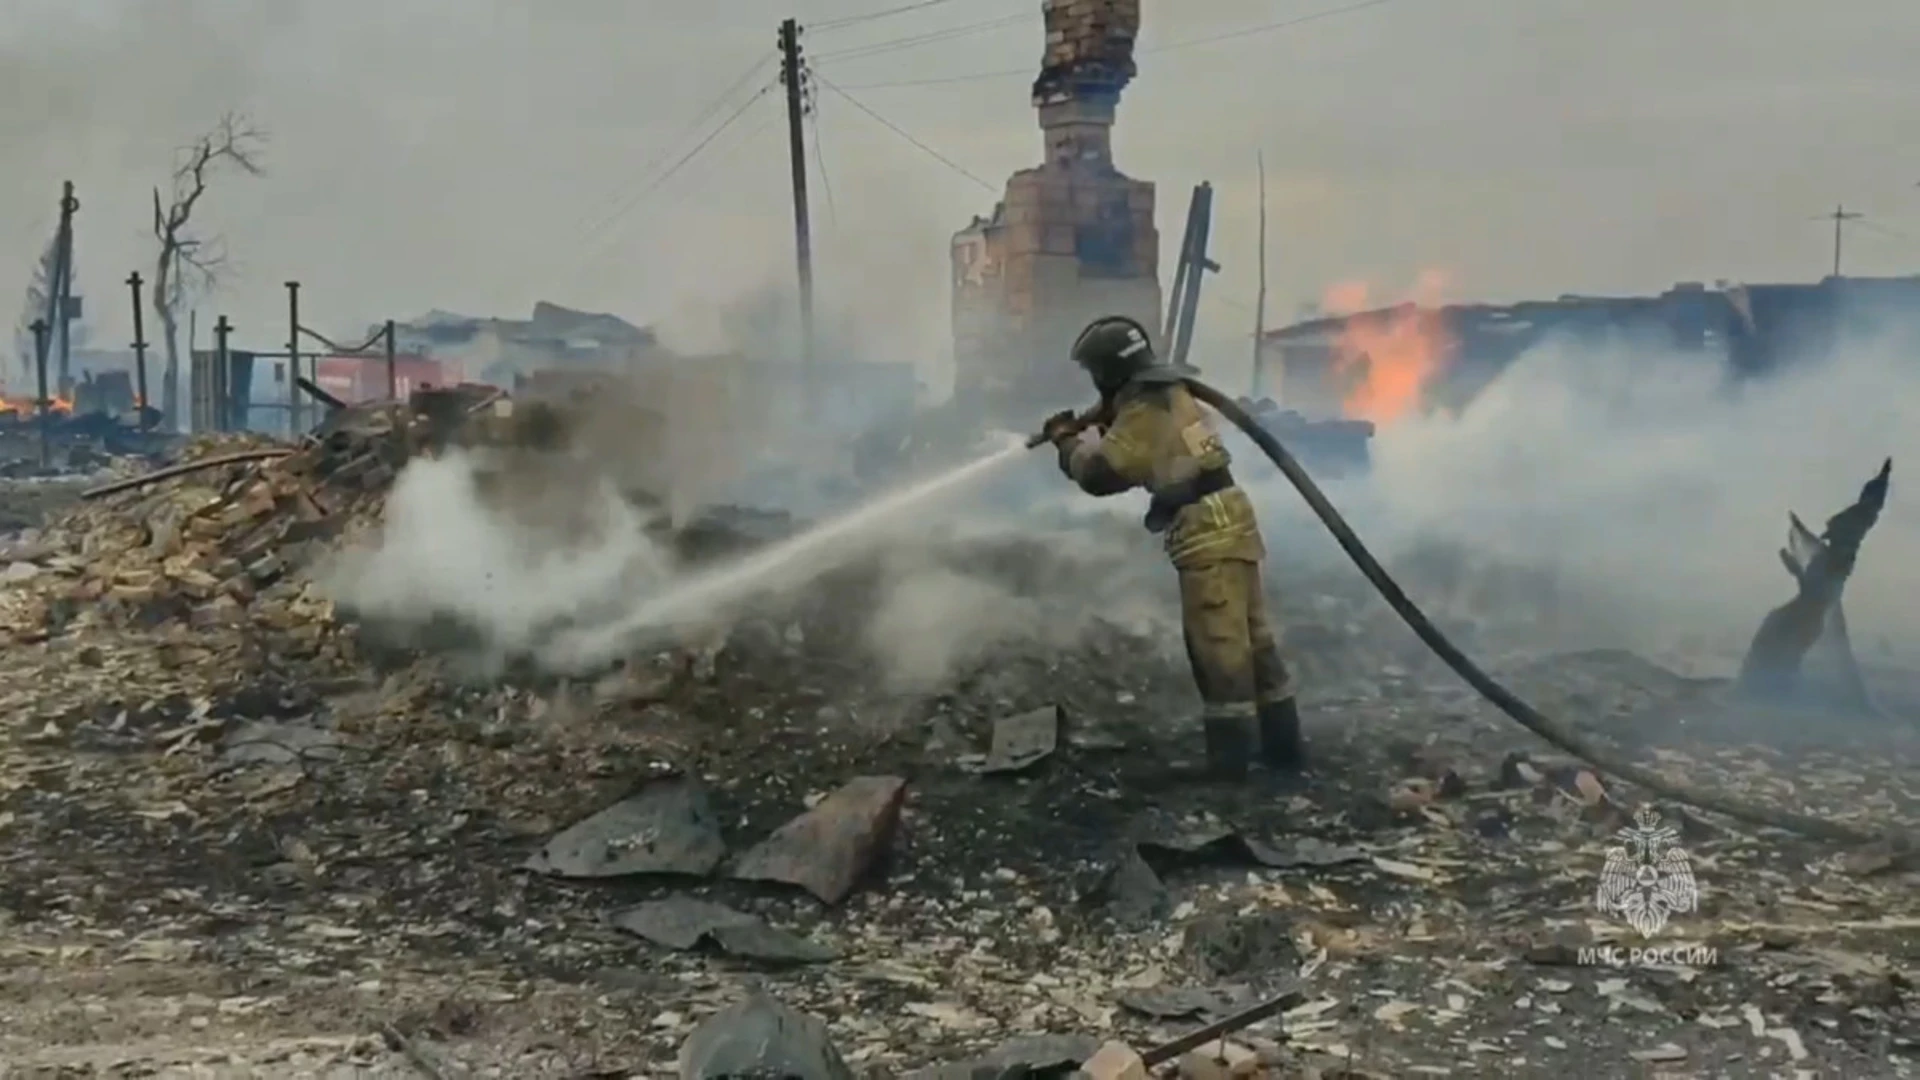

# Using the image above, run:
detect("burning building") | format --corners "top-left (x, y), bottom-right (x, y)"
top-left (951, 0), bottom-right (1160, 418)
top-left (1263, 274), bottom-right (1920, 421)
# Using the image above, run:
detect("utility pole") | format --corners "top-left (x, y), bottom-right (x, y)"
top-left (54, 185), bottom-right (79, 398)
top-left (1824, 204), bottom-right (1864, 278)
top-left (214, 315), bottom-right (232, 432)
top-left (188, 308), bottom-right (198, 431)
top-left (384, 319), bottom-right (398, 401)
top-left (38, 182), bottom-right (77, 397)
top-left (779, 17), bottom-right (817, 394)
top-left (285, 281), bottom-right (302, 435)
top-left (1252, 151), bottom-right (1269, 400)
top-left (127, 272), bottom-right (150, 429)
top-left (29, 319), bottom-right (49, 469)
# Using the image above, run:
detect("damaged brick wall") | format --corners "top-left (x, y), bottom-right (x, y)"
top-left (951, 0), bottom-right (1160, 415)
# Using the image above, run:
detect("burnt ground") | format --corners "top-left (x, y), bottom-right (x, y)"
top-left (0, 476), bottom-right (96, 534)
top-left (1, 527), bottom-right (1918, 1078)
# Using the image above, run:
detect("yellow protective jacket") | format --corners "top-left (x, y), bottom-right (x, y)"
top-left (1061, 380), bottom-right (1265, 569)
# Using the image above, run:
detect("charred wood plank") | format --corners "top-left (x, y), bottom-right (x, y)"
top-left (1737, 458), bottom-right (1890, 711)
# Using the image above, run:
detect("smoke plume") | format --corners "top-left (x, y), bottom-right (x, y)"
top-left (317, 450), bottom-right (675, 673)
top-left (1242, 327), bottom-right (1920, 674)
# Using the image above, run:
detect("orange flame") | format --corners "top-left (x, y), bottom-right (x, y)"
top-left (1321, 272), bottom-right (1451, 424)
top-left (0, 396), bottom-right (73, 415)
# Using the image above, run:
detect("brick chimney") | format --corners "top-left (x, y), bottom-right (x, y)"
top-left (949, 0), bottom-right (1160, 418)
top-left (1033, 0), bottom-right (1139, 169)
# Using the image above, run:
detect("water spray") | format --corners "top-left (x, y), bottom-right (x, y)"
top-left (540, 435), bottom-right (1030, 667)
top-left (1029, 378), bottom-right (1882, 845)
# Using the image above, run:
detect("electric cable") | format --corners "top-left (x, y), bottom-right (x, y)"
top-left (298, 324), bottom-right (389, 355)
top-left (509, 53), bottom-right (776, 300)
top-left (1853, 218), bottom-right (1914, 243)
top-left (812, 74), bottom-right (997, 193)
top-left (835, 67), bottom-right (1030, 89)
top-left (812, 12), bottom-right (1030, 63)
top-left (807, 75), bottom-right (839, 226)
top-left (555, 86), bottom-right (775, 287)
top-left (635, 86), bottom-right (773, 197)
top-left (833, 0), bottom-right (1407, 89)
top-left (1152, 0), bottom-right (1404, 53)
top-left (553, 53), bottom-right (775, 249)
top-left (1172, 377), bottom-right (1879, 845)
top-left (812, 0), bottom-right (966, 33)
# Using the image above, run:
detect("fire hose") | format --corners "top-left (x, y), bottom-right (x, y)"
top-left (1037, 379), bottom-right (1884, 846)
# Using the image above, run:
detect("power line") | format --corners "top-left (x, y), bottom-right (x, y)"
top-left (553, 53), bottom-right (774, 246)
top-left (808, 80), bottom-right (838, 226)
top-left (730, 106), bottom-right (788, 157)
top-left (513, 53), bottom-right (774, 299)
top-left (571, 83), bottom-right (773, 250)
top-left (1151, 0), bottom-right (1404, 53)
top-left (836, 67), bottom-right (1029, 89)
top-left (553, 87), bottom-right (775, 288)
top-left (642, 86), bottom-right (776, 197)
top-left (573, 106), bottom-right (786, 283)
top-left (812, 12), bottom-right (1031, 62)
top-left (830, 0), bottom-right (1407, 88)
top-left (813, 73), bottom-right (998, 193)
top-left (813, 0), bottom-right (966, 32)
top-left (1852, 217), bottom-right (1913, 243)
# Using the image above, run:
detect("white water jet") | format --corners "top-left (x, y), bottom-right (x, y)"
top-left (542, 437), bottom-right (1029, 666)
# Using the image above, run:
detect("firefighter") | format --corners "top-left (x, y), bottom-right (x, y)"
top-left (1045, 315), bottom-right (1303, 779)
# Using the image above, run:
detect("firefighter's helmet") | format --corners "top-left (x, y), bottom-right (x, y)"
top-left (1070, 315), bottom-right (1160, 395)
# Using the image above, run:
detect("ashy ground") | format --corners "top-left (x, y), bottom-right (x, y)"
top-left (1, 529), bottom-right (1916, 1079)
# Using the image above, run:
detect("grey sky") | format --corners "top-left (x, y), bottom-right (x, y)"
top-left (2, 0), bottom-right (1916, 380)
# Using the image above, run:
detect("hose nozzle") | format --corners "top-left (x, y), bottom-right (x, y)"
top-left (1025, 403), bottom-right (1105, 449)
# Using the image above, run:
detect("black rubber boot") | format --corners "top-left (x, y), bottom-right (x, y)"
top-left (1257, 698), bottom-right (1305, 770)
top-left (1202, 712), bottom-right (1257, 781)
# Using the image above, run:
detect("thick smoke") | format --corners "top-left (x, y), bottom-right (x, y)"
top-left (1240, 328), bottom-right (1920, 674)
top-left (311, 333), bottom-right (1152, 684)
top-left (318, 436), bottom-right (1174, 686)
top-left (318, 294), bottom-right (1920, 704)
top-left (317, 450), bottom-right (676, 674)
top-left (862, 562), bottom-right (1040, 692)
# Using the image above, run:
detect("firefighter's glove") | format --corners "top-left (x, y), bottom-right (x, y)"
top-left (1040, 409), bottom-right (1082, 448)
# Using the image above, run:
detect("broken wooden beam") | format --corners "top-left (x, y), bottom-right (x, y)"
top-left (80, 448), bottom-right (296, 500)
top-left (1737, 458), bottom-right (1891, 711)
top-left (295, 376), bottom-right (347, 411)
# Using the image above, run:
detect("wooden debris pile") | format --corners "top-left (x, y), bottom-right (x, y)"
top-left (0, 403), bottom-right (411, 646)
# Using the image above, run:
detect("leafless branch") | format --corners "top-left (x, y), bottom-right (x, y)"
top-left (148, 111), bottom-right (268, 426)
top-left (152, 112), bottom-right (267, 300)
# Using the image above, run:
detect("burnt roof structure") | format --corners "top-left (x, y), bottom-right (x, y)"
top-left (1263, 275), bottom-right (1920, 417)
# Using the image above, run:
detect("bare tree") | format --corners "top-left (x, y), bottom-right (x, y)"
top-left (12, 233), bottom-right (64, 387)
top-left (152, 113), bottom-right (265, 428)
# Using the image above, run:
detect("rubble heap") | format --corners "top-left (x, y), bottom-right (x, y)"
top-left (2, 392), bottom-right (1915, 1074)
top-left (0, 407), bottom-right (408, 650)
